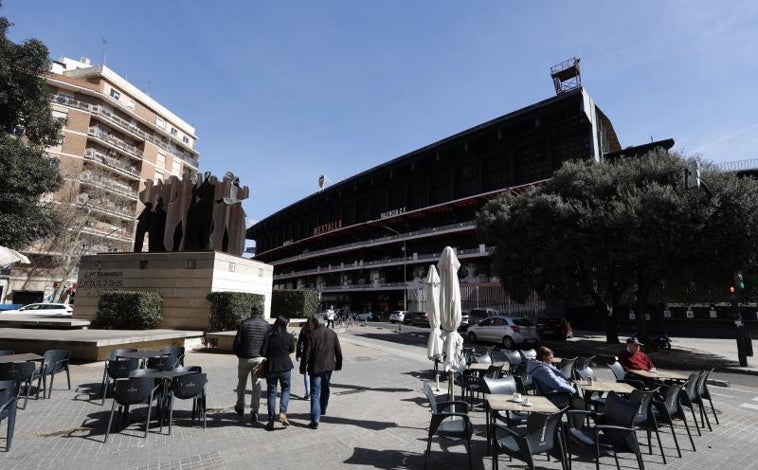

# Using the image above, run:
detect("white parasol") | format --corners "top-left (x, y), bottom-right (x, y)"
top-left (437, 246), bottom-right (465, 398)
top-left (425, 264), bottom-right (443, 361)
top-left (0, 246), bottom-right (30, 268)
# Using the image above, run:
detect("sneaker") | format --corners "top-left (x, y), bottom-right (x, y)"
top-left (279, 413), bottom-right (290, 426)
top-left (265, 420), bottom-right (275, 431)
top-left (251, 411), bottom-right (259, 422)
top-left (308, 421), bottom-right (319, 429)
top-left (303, 394), bottom-right (310, 400)
top-left (234, 404), bottom-right (244, 415)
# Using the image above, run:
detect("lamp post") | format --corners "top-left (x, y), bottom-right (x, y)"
top-left (382, 225), bottom-right (407, 311)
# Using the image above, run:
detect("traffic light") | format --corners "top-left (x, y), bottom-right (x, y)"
top-left (735, 271), bottom-right (745, 290)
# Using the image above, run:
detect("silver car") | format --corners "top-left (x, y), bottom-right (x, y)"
top-left (465, 315), bottom-right (539, 349)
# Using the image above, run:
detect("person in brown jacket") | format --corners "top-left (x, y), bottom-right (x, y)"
top-left (300, 316), bottom-right (342, 429)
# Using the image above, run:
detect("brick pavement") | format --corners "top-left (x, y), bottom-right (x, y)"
top-left (1, 326), bottom-right (757, 469)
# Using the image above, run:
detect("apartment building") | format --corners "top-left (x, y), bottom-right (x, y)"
top-left (2, 57), bottom-right (199, 304)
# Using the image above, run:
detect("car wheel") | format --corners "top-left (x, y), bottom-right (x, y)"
top-left (502, 336), bottom-right (515, 349)
top-left (467, 332), bottom-right (477, 343)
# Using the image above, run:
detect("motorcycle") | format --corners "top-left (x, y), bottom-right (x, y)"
top-left (635, 331), bottom-right (672, 350)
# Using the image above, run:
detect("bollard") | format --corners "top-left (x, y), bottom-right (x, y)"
top-left (397, 323), bottom-right (402, 333)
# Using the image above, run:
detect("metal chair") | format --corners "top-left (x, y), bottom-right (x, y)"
top-left (422, 382), bottom-right (473, 469)
top-left (0, 380), bottom-right (19, 452)
top-left (32, 349), bottom-right (71, 399)
top-left (0, 362), bottom-right (36, 409)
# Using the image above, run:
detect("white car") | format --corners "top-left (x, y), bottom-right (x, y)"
top-left (389, 310), bottom-right (407, 323)
top-left (354, 312), bottom-right (377, 322)
top-left (465, 315), bottom-right (539, 349)
top-left (3, 303), bottom-right (73, 316)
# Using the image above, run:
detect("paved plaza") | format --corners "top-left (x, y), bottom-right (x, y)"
top-left (2, 326), bottom-right (758, 469)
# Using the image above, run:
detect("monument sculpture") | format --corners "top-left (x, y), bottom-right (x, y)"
top-left (134, 171), bottom-right (249, 256)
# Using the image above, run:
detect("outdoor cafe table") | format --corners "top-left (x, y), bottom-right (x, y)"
top-left (627, 368), bottom-right (690, 381)
top-left (484, 394), bottom-right (559, 455)
top-left (0, 352), bottom-right (42, 363)
top-left (573, 380), bottom-right (637, 395)
top-left (468, 362), bottom-right (510, 374)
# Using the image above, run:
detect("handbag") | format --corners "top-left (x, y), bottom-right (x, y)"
top-left (255, 359), bottom-right (268, 379)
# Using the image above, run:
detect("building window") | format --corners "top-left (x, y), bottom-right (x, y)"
top-left (156, 153), bottom-right (166, 167)
top-left (51, 110), bottom-right (68, 121)
top-left (109, 89), bottom-right (121, 100)
top-left (171, 160), bottom-right (181, 175)
top-left (155, 117), bottom-right (166, 130)
top-left (170, 127), bottom-right (178, 136)
top-left (182, 136), bottom-right (189, 144)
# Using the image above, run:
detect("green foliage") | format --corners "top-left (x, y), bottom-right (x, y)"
top-left (206, 291), bottom-right (265, 332)
top-left (0, 12), bottom-right (63, 248)
top-left (477, 149), bottom-right (758, 341)
top-left (271, 289), bottom-right (320, 318)
top-left (94, 291), bottom-right (163, 330)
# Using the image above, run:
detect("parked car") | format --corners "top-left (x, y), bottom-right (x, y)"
top-left (466, 308), bottom-right (500, 327)
top-left (3, 302), bottom-right (73, 316)
top-left (408, 311), bottom-right (429, 327)
top-left (536, 317), bottom-right (573, 341)
top-left (354, 312), bottom-right (378, 322)
top-left (389, 310), bottom-right (407, 324)
top-left (466, 315), bottom-right (539, 349)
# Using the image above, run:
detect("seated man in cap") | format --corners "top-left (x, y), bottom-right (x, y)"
top-left (618, 337), bottom-right (656, 372)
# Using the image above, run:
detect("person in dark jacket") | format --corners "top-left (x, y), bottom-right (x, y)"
top-left (301, 316), bottom-right (342, 429)
top-left (262, 316), bottom-right (295, 430)
top-left (234, 311), bottom-right (269, 421)
top-left (295, 319), bottom-right (311, 400)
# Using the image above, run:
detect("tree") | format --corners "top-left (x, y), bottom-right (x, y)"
top-left (477, 150), bottom-right (758, 343)
top-left (0, 10), bottom-right (62, 249)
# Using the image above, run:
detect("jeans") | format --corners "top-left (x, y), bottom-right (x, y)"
top-left (236, 357), bottom-right (264, 413)
top-left (303, 371), bottom-right (311, 397)
top-left (266, 370), bottom-right (292, 420)
top-left (309, 370), bottom-right (332, 424)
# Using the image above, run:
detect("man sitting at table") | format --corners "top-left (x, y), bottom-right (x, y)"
top-left (526, 346), bottom-right (576, 407)
top-left (618, 337), bottom-right (655, 372)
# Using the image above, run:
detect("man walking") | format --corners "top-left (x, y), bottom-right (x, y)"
top-left (326, 305), bottom-right (336, 328)
top-left (301, 316), bottom-right (342, 429)
top-left (234, 310), bottom-right (269, 422)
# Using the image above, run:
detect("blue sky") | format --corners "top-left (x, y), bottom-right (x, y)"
top-left (5, 1), bottom-right (758, 225)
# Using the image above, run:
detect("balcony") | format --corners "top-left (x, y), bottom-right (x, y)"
top-left (88, 126), bottom-right (143, 160)
top-left (84, 148), bottom-right (140, 180)
top-left (79, 172), bottom-right (138, 201)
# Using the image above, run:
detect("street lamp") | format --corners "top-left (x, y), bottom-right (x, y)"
top-left (382, 225), bottom-right (407, 311)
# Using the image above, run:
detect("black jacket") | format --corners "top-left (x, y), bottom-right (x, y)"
top-left (301, 324), bottom-right (342, 375)
top-left (235, 315), bottom-right (269, 359)
top-left (263, 329), bottom-right (295, 372)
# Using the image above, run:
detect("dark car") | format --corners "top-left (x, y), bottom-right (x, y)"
top-left (536, 317), bottom-right (573, 341)
top-left (466, 308), bottom-right (499, 327)
top-left (408, 311), bottom-right (429, 327)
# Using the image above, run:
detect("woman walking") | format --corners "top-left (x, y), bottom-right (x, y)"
top-left (263, 316), bottom-right (295, 430)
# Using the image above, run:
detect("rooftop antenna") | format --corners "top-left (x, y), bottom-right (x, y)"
top-left (100, 36), bottom-right (107, 66)
top-left (550, 57), bottom-right (581, 95)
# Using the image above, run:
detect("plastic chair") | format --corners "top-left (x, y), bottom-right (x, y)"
top-left (147, 352), bottom-right (179, 371)
top-left (0, 361), bottom-right (36, 409)
top-left (607, 361), bottom-right (646, 390)
top-left (0, 380), bottom-right (19, 452)
top-left (102, 358), bottom-right (140, 405)
top-left (100, 349), bottom-right (137, 398)
top-left (558, 357), bottom-right (577, 380)
top-left (422, 382), bottom-right (473, 469)
top-left (690, 371), bottom-right (713, 431)
top-left (104, 376), bottom-right (160, 443)
top-left (519, 349), bottom-right (537, 361)
top-left (679, 373), bottom-right (704, 435)
top-left (167, 372), bottom-right (207, 434)
top-left (483, 376), bottom-right (527, 433)
top-left (159, 345), bottom-right (185, 367)
top-left (629, 387), bottom-right (666, 464)
top-left (492, 409), bottom-right (567, 470)
top-left (574, 365), bottom-right (606, 410)
top-left (32, 349), bottom-right (71, 399)
top-left (574, 355), bottom-right (596, 374)
top-left (652, 382), bottom-right (696, 456)
top-left (696, 369), bottom-right (719, 425)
